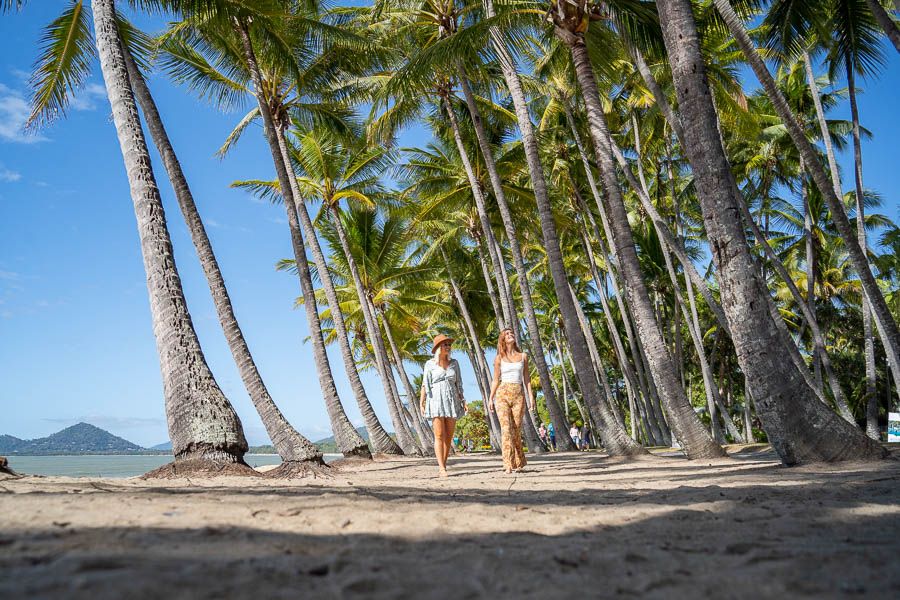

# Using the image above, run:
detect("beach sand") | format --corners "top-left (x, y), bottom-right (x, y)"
top-left (1, 447), bottom-right (899, 599)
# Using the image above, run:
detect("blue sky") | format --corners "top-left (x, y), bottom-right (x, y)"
top-left (1, 4), bottom-right (898, 448)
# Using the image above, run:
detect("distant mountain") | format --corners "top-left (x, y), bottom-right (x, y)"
top-left (150, 441), bottom-right (172, 451)
top-left (0, 423), bottom-right (151, 455)
top-left (313, 427), bottom-right (374, 453)
top-left (0, 435), bottom-right (25, 453)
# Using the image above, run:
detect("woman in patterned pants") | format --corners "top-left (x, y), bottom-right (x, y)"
top-left (488, 329), bottom-right (535, 473)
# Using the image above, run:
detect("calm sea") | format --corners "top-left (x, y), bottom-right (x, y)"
top-left (5, 454), bottom-right (342, 478)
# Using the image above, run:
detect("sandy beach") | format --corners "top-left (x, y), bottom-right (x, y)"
top-left (2, 448), bottom-right (899, 599)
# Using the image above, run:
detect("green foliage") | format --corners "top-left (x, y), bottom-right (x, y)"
top-left (455, 400), bottom-right (490, 450)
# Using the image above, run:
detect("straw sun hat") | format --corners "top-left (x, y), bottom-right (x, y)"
top-left (431, 334), bottom-right (455, 353)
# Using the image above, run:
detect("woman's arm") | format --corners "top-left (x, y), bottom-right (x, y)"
top-left (453, 360), bottom-right (467, 414)
top-left (419, 363), bottom-right (429, 413)
top-left (488, 355), bottom-right (501, 412)
top-left (523, 354), bottom-right (535, 411)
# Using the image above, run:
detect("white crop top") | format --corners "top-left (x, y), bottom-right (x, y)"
top-left (500, 358), bottom-right (524, 383)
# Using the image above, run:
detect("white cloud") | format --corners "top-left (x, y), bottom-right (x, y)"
top-left (0, 85), bottom-right (47, 143)
top-left (0, 164), bottom-right (21, 182)
top-left (0, 78), bottom-right (107, 143)
top-left (70, 82), bottom-right (107, 112)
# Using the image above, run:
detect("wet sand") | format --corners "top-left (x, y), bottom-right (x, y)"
top-left (1, 448), bottom-right (899, 599)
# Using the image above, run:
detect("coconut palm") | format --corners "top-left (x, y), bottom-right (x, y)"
top-left (710, 0), bottom-right (900, 408)
top-left (16, 0), bottom-right (259, 469)
top-left (546, 0), bottom-right (723, 459)
top-left (656, 0), bottom-right (886, 464)
top-left (287, 127), bottom-right (434, 450)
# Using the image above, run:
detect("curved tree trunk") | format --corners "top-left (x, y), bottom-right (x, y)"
top-left (562, 34), bottom-right (723, 459)
top-left (92, 0), bottom-right (248, 465)
top-left (456, 72), bottom-right (575, 451)
top-left (657, 0), bottom-right (887, 464)
top-left (846, 62), bottom-right (882, 439)
top-left (123, 45), bottom-right (320, 464)
top-left (568, 281), bottom-right (627, 430)
top-left (712, 0), bottom-right (900, 397)
top-left (441, 95), bottom-right (513, 330)
top-left (483, 0), bottom-right (642, 456)
top-left (865, 0), bottom-right (900, 54)
top-left (273, 133), bottom-right (400, 455)
top-left (325, 205), bottom-right (422, 454)
top-left (376, 306), bottom-right (434, 450)
top-left (235, 19), bottom-right (368, 459)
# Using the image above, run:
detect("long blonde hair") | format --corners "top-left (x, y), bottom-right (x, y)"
top-left (497, 328), bottom-right (521, 360)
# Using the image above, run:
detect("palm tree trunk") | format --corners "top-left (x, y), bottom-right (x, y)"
top-left (712, 0), bottom-right (900, 395)
top-left (484, 0), bottom-right (641, 456)
top-left (456, 71), bottom-right (575, 451)
top-left (92, 0), bottom-right (248, 465)
top-left (376, 306), bottom-right (434, 450)
top-left (574, 217), bottom-right (642, 436)
top-left (735, 186), bottom-right (854, 420)
top-left (271, 137), bottom-right (400, 456)
top-left (865, 0), bottom-right (900, 54)
top-left (846, 60), bottom-right (883, 438)
top-left (801, 168), bottom-right (824, 390)
top-left (803, 51), bottom-right (843, 199)
top-left (743, 375), bottom-right (756, 443)
top-left (324, 205), bottom-right (421, 454)
top-left (474, 231), bottom-right (505, 327)
top-left (121, 47), bottom-right (321, 463)
top-left (562, 33), bottom-right (723, 458)
top-left (441, 95), bottom-right (513, 330)
top-left (657, 0), bottom-right (887, 463)
top-left (234, 19), bottom-right (368, 459)
top-left (567, 281), bottom-right (626, 429)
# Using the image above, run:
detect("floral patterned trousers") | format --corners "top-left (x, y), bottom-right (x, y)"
top-left (496, 382), bottom-right (527, 471)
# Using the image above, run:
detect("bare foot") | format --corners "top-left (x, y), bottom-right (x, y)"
top-left (504, 469), bottom-right (512, 475)
top-left (438, 468), bottom-right (448, 478)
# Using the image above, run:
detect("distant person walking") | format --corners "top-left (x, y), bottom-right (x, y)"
top-left (581, 422), bottom-right (592, 451)
top-left (569, 423), bottom-right (581, 450)
top-left (488, 328), bottom-right (534, 474)
top-left (538, 423), bottom-right (548, 447)
top-left (547, 422), bottom-right (556, 451)
top-left (420, 334), bottom-right (466, 477)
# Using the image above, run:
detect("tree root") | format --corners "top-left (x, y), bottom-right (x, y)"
top-left (341, 444), bottom-right (373, 460)
top-left (264, 459), bottom-right (331, 479)
top-left (0, 457), bottom-right (19, 478)
top-left (141, 458), bottom-right (259, 479)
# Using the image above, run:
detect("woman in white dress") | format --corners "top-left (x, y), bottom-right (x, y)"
top-left (488, 329), bottom-right (535, 473)
top-left (419, 334), bottom-right (466, 477)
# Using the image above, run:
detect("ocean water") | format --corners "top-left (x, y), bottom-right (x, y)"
top-left (5, 454), bottom-right (342, 478)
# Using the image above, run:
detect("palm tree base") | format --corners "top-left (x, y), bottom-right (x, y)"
top-left (341, 444), bottom-right (373, 460)
top-left (264, 460), bottom-right (330, 479)
top-left (142, 457), bottom-right (257, 479)
top-left (0, 456), bottom-right (19, 477)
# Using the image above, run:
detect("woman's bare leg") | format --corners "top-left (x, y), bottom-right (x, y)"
top-left (432, 418), bottom-right (447, 474)
top-left (443, 418), bottom-right (457, 466)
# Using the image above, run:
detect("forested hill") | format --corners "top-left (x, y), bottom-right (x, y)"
top-left (0, 423), bottom-right (148, 455)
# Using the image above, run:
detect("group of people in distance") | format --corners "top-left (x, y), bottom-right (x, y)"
top-left (419, 328), bottom-right (587, 478)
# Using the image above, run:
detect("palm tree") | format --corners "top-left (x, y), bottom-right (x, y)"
top-left (548, 0), bottom-right (723, 459)
top-left (470, 0), bottom-right (644, 456)
top-left (711, 0), bottom-right (900, 406)
top-left (227, 11), bottom-right (370, 458)
top-left (288, 127), bottom-right (434, 450)
top-left (24, 0), bottom-right (252, 468)
top-left (656, 0), bottom-right (886, 463)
